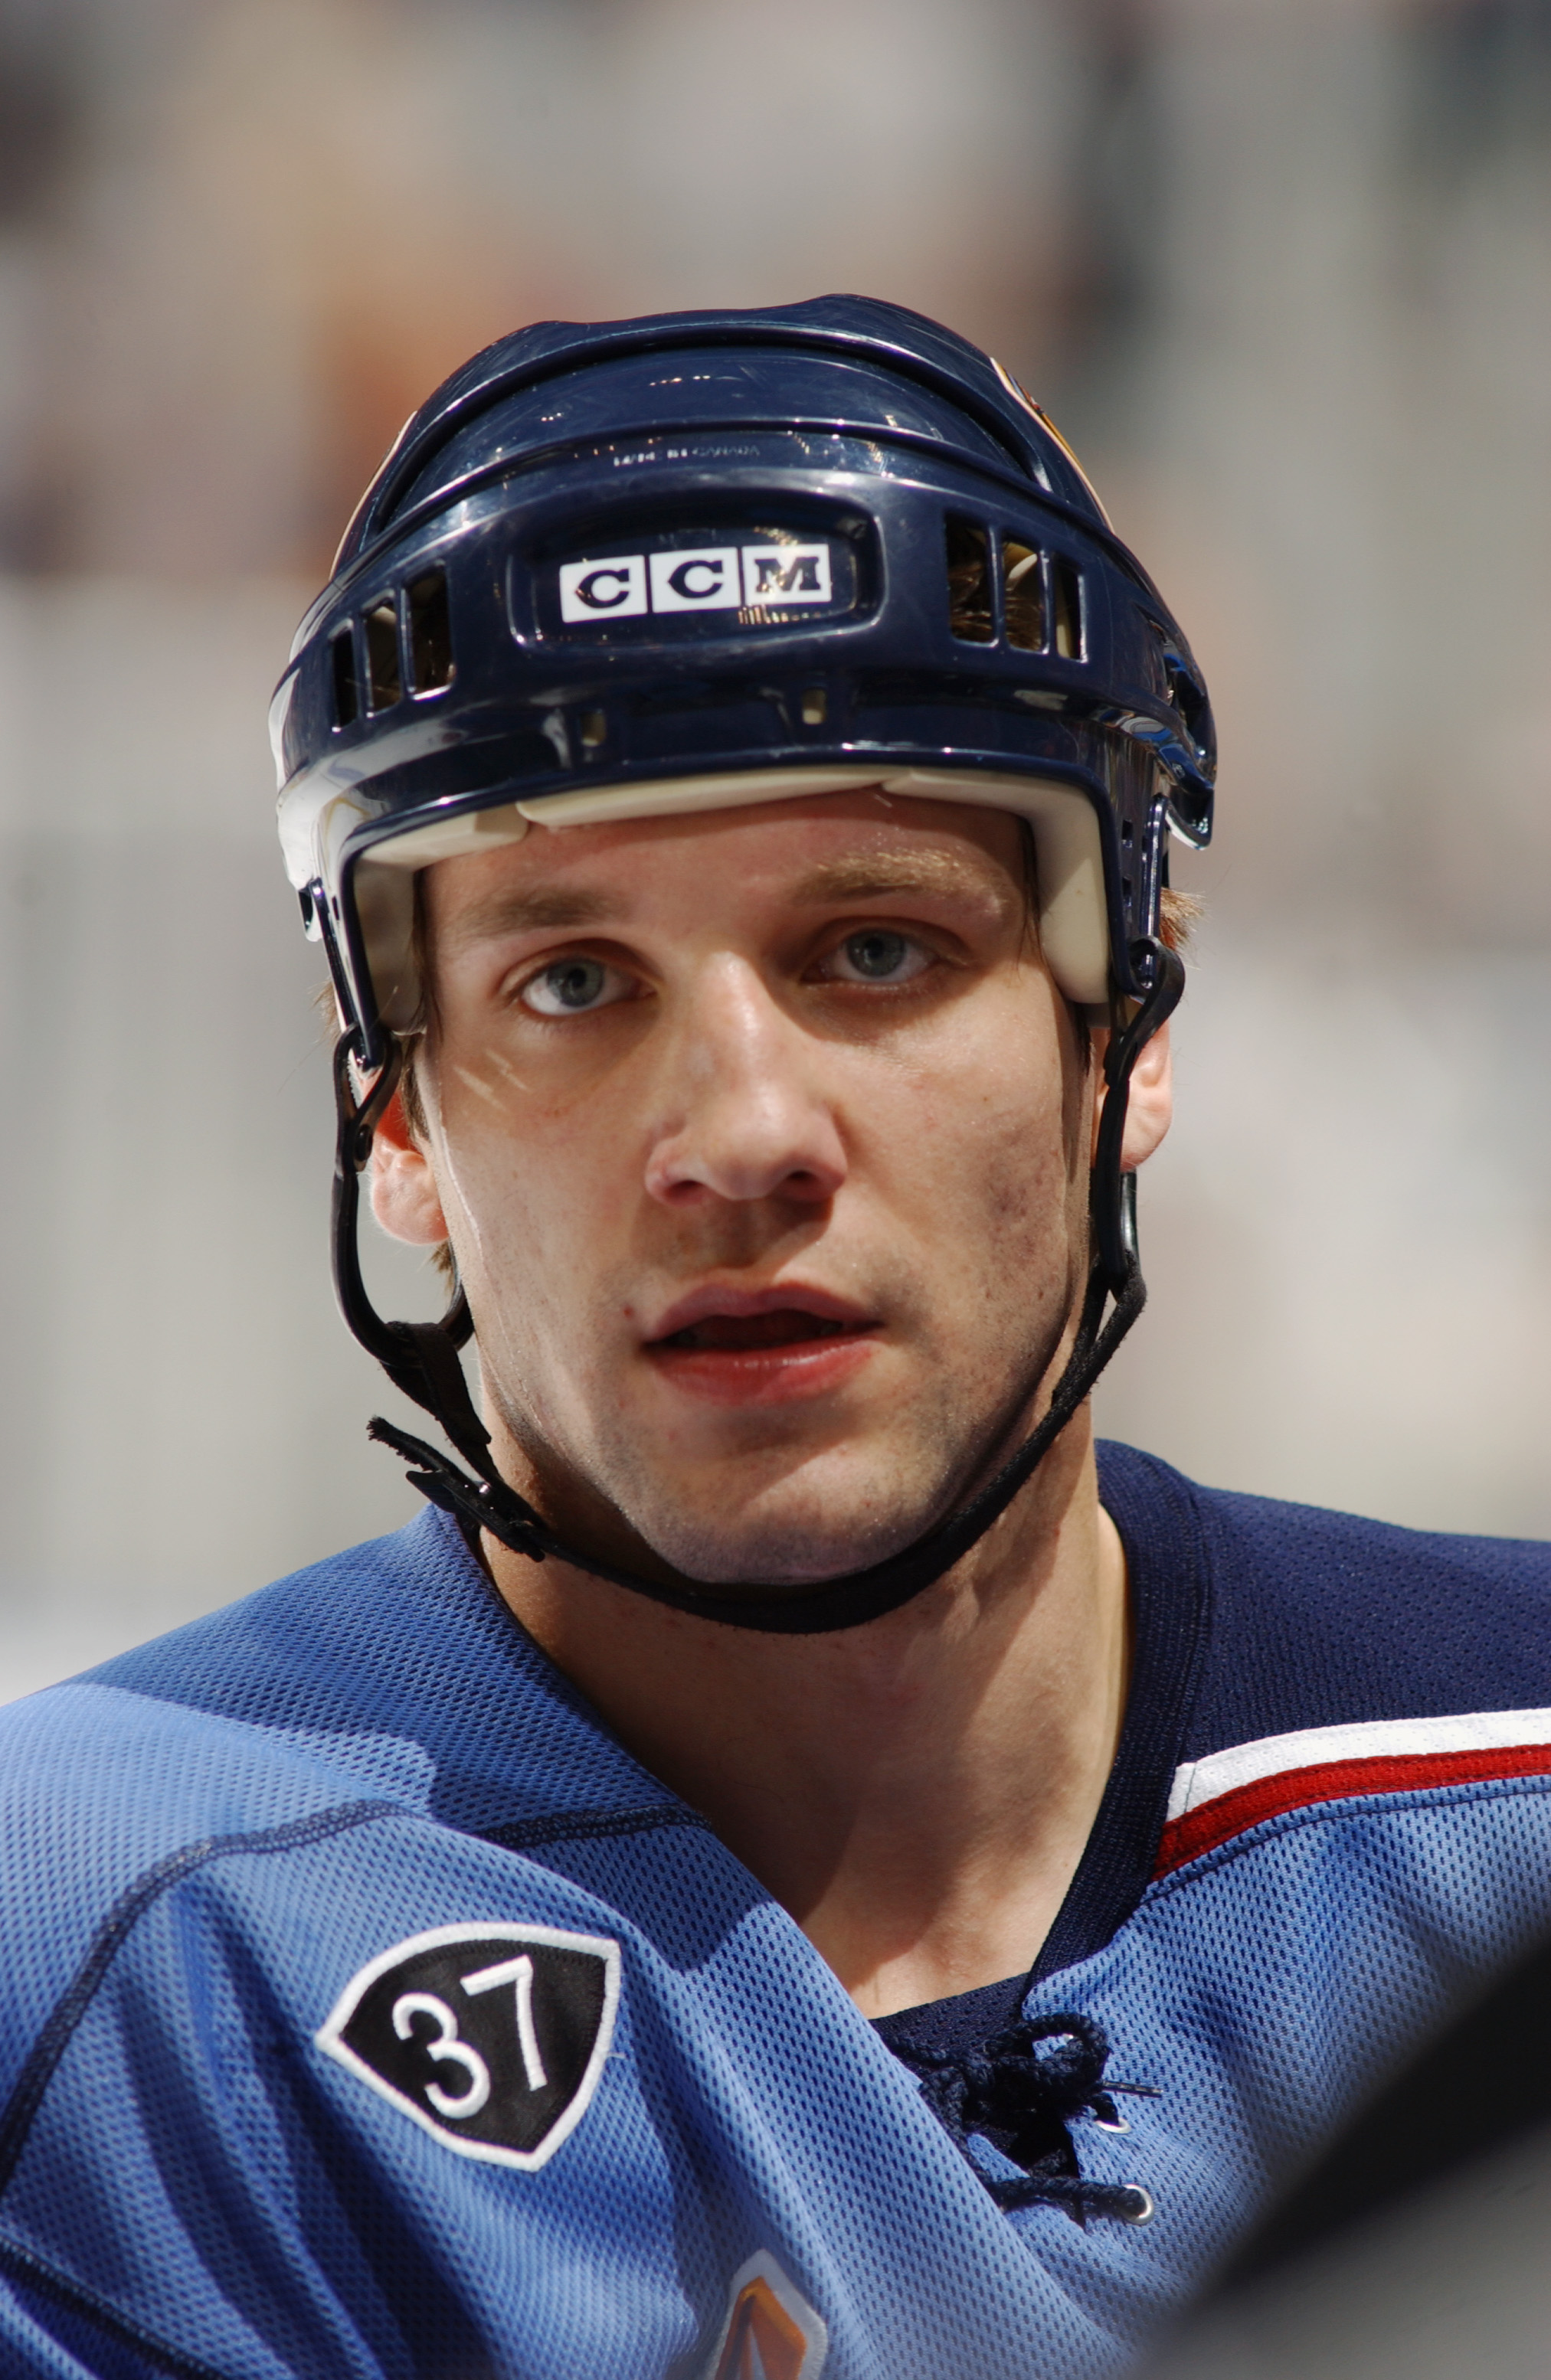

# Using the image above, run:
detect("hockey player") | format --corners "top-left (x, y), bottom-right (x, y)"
top-left (0, 298), bottom-right (1546, 2380)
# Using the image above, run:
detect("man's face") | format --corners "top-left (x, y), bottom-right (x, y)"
top-left (380, 790), bottom-right (1102, 1588)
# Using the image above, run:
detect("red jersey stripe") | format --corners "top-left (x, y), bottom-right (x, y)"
top-left (1154, 1739), bottom-right (1551, 1878)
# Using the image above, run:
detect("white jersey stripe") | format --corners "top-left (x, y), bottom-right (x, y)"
top-left (1166, 1706), bottom-right (1551, 1824)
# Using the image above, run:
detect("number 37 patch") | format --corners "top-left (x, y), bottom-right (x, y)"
top-left (316, 1923), bottom-right (620, 2170)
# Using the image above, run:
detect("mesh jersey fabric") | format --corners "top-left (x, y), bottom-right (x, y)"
top-left (0, 1443), bottom-right (1542, 2377)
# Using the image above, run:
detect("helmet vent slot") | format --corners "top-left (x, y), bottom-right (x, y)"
top-left (407, 569), bottom-right (453, 692)
top-left (365, 600), bottom-right (402, 710)
top-left (945, 516), bottom-right (994, 644)
top-left (330, 627), bottom-right (359, 728)
top-left (1052, 558), bottom-right (1084, 659)
top-left (800, 687), bottom-right (827, 726)
top-left (1001, 536), bottom-right (1046, 653)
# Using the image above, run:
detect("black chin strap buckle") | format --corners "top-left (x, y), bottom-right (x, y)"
top-left (365, 1415), bottom-right (551, 1565)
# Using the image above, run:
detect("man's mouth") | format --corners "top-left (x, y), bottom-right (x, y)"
top-left (654, 1309), bottom-right (866, 1355)
top-left (641, 1288), bottom-right (882, 1404)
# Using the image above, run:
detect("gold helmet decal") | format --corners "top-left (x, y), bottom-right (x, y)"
top-left (990, 357), bottom-right (1115, 531)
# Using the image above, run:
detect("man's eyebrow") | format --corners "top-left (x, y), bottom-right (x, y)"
top-left (787, 852), bottom-right (1007, 906)
top-left (439, 886), bottom-right (623, 947)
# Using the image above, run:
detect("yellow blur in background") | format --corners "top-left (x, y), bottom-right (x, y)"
top-left (0, 0), bottom-right (1546, 1692)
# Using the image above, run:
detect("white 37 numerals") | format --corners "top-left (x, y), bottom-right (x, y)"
top-left (391, 1953), bottom-right (548, 2120)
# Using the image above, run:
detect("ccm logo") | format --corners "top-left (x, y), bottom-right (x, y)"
top-left (558, 544), bottom-right (833, 623)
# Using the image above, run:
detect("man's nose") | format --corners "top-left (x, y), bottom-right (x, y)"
top-left (643, 958), bottom-right (847, 1210)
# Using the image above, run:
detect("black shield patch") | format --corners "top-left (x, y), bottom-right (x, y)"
top-left (317, 1922), bottom-right (620, 2169)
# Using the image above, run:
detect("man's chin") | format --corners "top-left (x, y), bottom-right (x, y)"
top-left (499, 1393), bottom-right (990, 1593)
top-left (614, 1489), bottom-right (943, 1594)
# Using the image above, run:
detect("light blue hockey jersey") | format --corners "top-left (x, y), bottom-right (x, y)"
top-left (0, 1444), bottom-right (1547, 2379)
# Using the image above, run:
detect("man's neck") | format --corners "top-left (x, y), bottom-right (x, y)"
top-left (484, 1420), bottom-right (1129, 2018)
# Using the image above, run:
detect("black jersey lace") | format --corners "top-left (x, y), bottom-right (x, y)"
top-left (890, 2011), bottom-right (1159, 2224)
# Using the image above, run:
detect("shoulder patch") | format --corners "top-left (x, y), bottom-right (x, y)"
top-left (703, 2251), bottom-right (827, 2380)
top-left (316, 1921), bottom-right (620, 2169)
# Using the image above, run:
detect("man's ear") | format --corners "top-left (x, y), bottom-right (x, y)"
top-left (368, 1085), bottom-right (450, 1247)
top-left (1091, 1019), bottom-right (1173, 1173)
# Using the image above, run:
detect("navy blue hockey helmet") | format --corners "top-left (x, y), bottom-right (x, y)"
top-left (276, 296), bottom-right (1212, 1634)
top-left (273, 295), bottom-right (1214, 1070)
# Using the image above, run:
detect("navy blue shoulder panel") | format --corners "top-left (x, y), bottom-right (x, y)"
top-left (1140, 1454), bottom-right (1551, 1758)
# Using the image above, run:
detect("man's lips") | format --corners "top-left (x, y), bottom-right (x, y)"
top-left (642, 1286), bottom-right (882, 1402)
top-left (655, 1309), bottom-right (866, 1354)
top-left (644, 1282), bottom-right (875, 1345)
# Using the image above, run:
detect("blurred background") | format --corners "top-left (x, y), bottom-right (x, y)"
top-left (0, 0), bottom-right (1546, 1694)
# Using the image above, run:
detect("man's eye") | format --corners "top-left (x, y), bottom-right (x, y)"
top-left (519, 957), bottom-right (636, 1016)
top-left (821, 930), bottom-right (933, 985)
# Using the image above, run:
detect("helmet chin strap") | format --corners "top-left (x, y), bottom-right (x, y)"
top-left (334, 940), bottom-right (1183, 1636)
